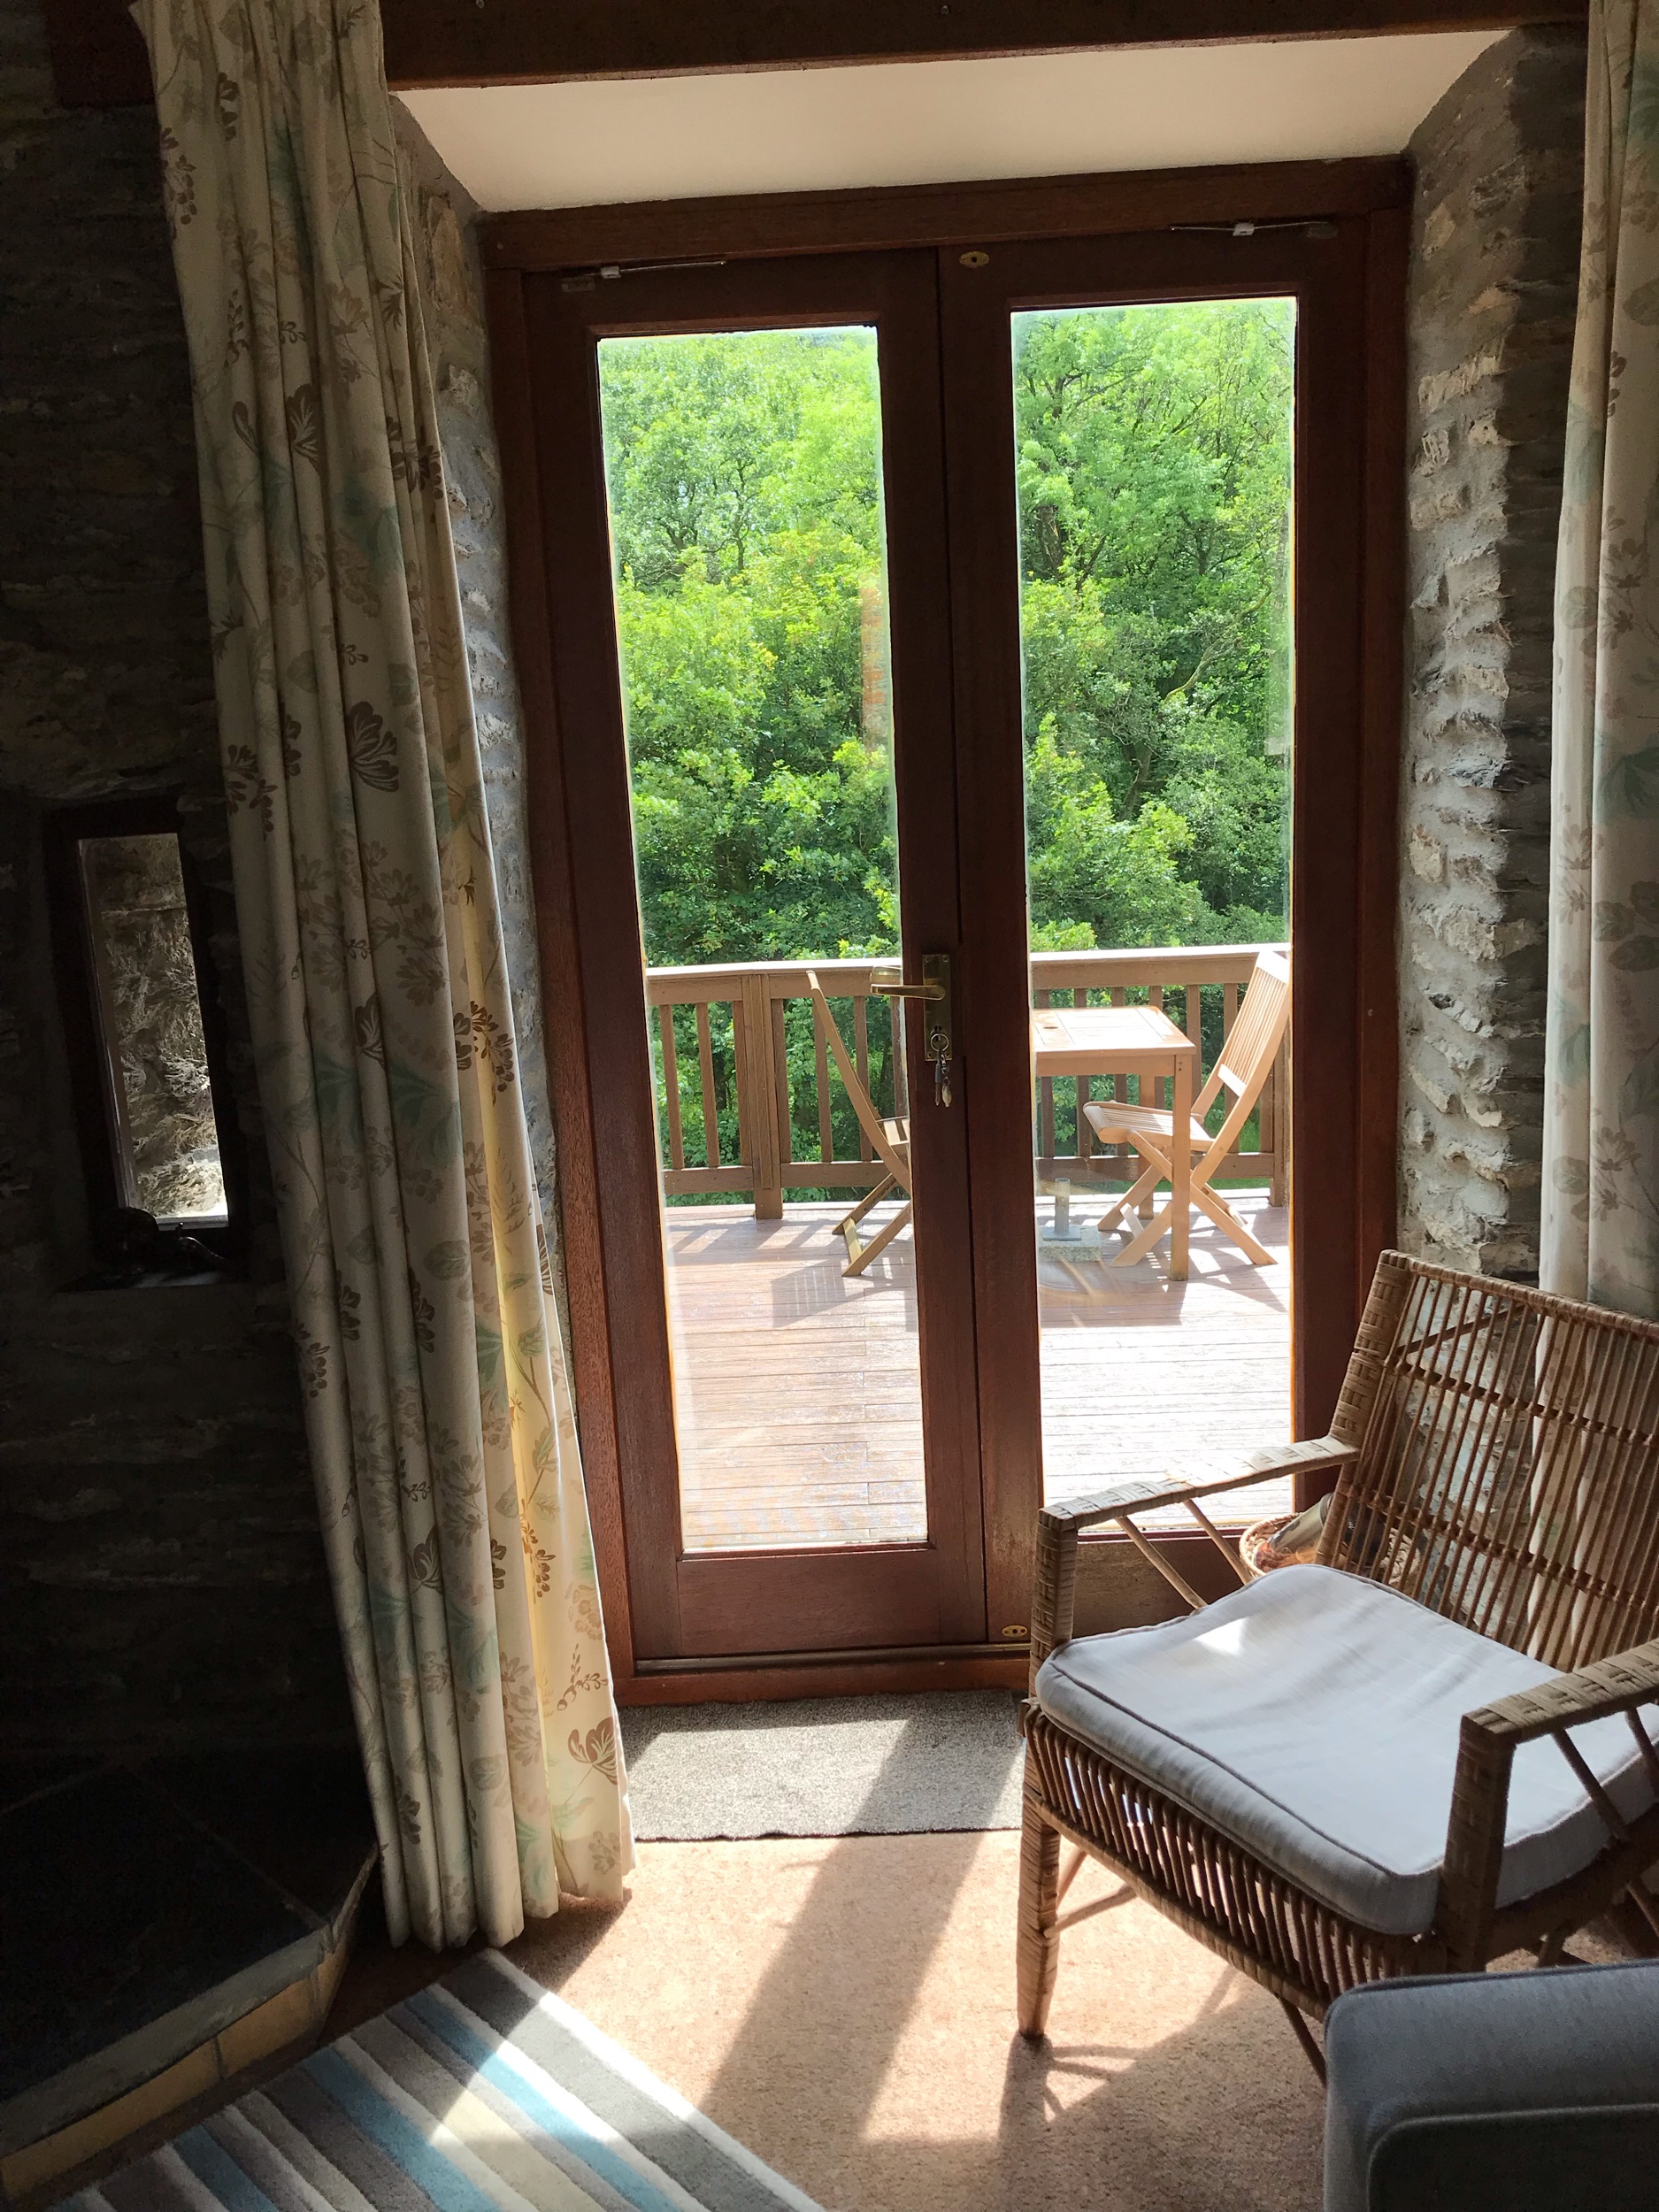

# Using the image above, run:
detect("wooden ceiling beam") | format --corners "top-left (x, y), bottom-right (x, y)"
top-left (48, 0), bottom-right (1584, 110)
top-left (380, 0), bottom-right (1583, 89)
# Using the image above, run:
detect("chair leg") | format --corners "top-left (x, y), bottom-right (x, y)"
top-left (837, 1176), bottom-right (895, 1272)
top-left (1112, 1171), bottom-right (1186, 1268)
top-left (842, 1199), bottom-right (912, 1279)
top-left (1189, 1180), bottom-right (1276, 1266)
top-left (1018, 1795), bottom-right (1063, 2039)
top-left (1098, 1157), bottom-right (1163, 1232)
top-left (1279, 1998), bottom-right (1327, 2084)
top-left (1616, 1882), bottom-right (1659, 1953)
top-left (1104, 1147), bottom-right (1279, 1270)
top-left (837, 1173), bottom-right (895, 1240)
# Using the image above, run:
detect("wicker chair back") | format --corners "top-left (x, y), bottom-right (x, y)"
top-left (1319, 1253), bottom-right (1659, 1673)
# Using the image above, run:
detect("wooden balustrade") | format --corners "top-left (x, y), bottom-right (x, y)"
top-left (644, 944), bottom-right (1288, 1218)
top-left (645, 958), bottom-right (900, 1220)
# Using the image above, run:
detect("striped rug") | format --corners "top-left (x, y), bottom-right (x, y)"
top-left (60, 1953), bottom-right (822, 2212)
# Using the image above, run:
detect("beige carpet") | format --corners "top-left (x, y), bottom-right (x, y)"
top-left (503, 1833), bottom-right (1326, 2212)
top-left (325, 1829), bottom-right (1646, 2212)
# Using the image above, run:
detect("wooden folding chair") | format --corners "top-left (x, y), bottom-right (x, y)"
top-left (1083, 948), bottom-right (1289, 1267)
top-left (806, 969), bottom-right (912, 1279)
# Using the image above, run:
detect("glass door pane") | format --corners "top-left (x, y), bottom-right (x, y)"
top-left (595, 326), bottom-right (926, 1554)
top-left (1011, 297), bottom-right (1297, 1531)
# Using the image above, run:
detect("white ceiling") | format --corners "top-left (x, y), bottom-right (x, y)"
top-left (401, 31), bottom-right (1502, 215)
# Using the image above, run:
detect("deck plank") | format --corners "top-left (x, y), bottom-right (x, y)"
top-left (665, 1196), bottom-right (1292, 1553)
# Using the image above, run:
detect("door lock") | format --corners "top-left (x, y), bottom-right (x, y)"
top-left (871, 953), bottom-right (954, 1107)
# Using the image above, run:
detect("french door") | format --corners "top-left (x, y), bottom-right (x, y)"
top-left (514, 253), bottom-right (987, 1664)
top-left (488, 190), bottom-right (1401, 1687)
top-left (939, 226), bottom-right (1395, 1650)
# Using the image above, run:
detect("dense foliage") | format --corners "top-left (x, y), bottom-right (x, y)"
top-left (1014, 302), bottom-right (1294, 950)
top-left (598, 301), bottom-right (1293, 971)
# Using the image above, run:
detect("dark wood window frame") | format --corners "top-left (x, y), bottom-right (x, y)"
top-left (484, 157), bottom-right (1406, 1704)
top-left (43, 795), bottom-right (249, 1280)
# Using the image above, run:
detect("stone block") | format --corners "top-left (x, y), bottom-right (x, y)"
top-left (0, 0), bottom-right (344, 1757)
top-left (1397, 26), bottom-right (1584, 1284)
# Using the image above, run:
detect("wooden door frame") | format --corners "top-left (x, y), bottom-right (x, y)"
top-left (486, 157), bottom-right (1405, 1705)
top-left (492, 249), bottom-right (998, 1686)
top-left (937, 218), bottom-right (1405, 1645)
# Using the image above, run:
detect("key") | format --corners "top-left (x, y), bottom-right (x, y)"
top-left (933, 1051), bottom-right (953, 1109)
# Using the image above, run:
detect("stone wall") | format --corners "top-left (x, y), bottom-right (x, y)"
top-left (0, 0), bottom-right (555, 1757)
top-left (0, 0), bottom-right (352, 1752)
top-left (1397, 27), bottom-right (1586, 1280)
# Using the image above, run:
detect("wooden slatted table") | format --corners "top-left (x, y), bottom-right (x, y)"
top-left (1031, 1003), bottom-right (1200, 1280)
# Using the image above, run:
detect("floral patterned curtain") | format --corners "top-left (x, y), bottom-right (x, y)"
top-left (131, 0), bottom-right (631, 1947)
top-left (1543, 0), bottom-right (1659, 1317)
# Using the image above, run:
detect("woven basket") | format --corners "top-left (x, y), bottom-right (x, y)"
top-left (1239, 1512), bottom-right (1299, 1579)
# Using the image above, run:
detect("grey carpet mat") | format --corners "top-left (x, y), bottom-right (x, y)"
top-left (619, 1692), bottom-right (1024, 1839)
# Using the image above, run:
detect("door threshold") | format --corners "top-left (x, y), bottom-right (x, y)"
top-left (618, 1647), bottom-right (1028, 1705)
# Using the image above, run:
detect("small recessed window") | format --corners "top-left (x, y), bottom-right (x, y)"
top-left (80, 831), bottom-right (227, 1221)
top-left (47, 802), bottom-right (243, 1282)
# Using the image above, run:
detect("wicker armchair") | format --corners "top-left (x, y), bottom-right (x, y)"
top-left (1018, 1252), bottom-right (1659, 2074)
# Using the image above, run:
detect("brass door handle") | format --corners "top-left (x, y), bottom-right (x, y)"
top-left (870, 977), bottom-right (944, 1001)
top-left (871, 954), bottom-right (954, 1106)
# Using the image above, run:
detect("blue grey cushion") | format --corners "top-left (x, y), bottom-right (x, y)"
top-left (1033, 1565), bottom-right (1658, 1935)
top-left (1325, 1962), bottom-right (1659, 2211)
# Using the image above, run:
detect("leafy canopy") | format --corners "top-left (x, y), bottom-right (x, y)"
top-left (596, 302), bottom-right (1292, 969)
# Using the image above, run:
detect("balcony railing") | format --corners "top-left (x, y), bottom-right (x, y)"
top-left (645, 943), bottom-right (1289, 1219)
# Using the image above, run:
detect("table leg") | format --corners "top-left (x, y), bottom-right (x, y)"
top-left (1109, 1050), bottom-right (1180, 1271)
top-left (1169, 1048), bottom-right (1192, 1282)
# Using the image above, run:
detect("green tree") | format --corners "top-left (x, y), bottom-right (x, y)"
top-left (600, 330), bottom-right (884, 589)
top-left (1024, 730), bottom-right (1209, 949)
top-left (1012, 299), bottom-right (1293, 945)
top-left (596, 302), bottom-right (1294, 971)
top-left (602, 331), bottom-right (901, 966)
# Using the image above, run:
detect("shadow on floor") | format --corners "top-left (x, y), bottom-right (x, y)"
top-left (687, 1717), bottom-right (1319, 2212)
top-left (328, 1716), bottom-right (1653, 2212)
top-left (505, 1717), bottom-right (1326, 2212)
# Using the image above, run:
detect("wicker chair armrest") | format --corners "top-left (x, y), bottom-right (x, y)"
top-left (1027, 1436), bottom-right (1357, 1689)
top-left (1464, 1640), bottom-right (1659, 1746)
top-left (1438, 1640), bottom-right (1659, 1970)
top-left (1040, 1435), bottom-right (1356, 1535)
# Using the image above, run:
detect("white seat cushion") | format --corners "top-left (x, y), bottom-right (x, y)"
top-left (1033, 1564), bottom-right (1658, 1937)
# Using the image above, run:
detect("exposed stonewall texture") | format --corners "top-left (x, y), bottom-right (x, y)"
top-left (0, 0), bottom-right (560, 1757)
top-left (83, 833), bottom-right (226, 1220)
top-left (1399, 28), bottom-right (1585, 1280)
top-left (0, 0), bottom-right (348, 1753)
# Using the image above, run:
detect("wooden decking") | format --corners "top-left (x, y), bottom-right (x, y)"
top-left (665, 1194), bottom-right (1292, 1552)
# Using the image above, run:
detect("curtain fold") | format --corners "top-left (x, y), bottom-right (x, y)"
top-left (132, 0), bottom-right (631, 1947)
top-left (1543, 0), bottom-right (1659, 1316)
